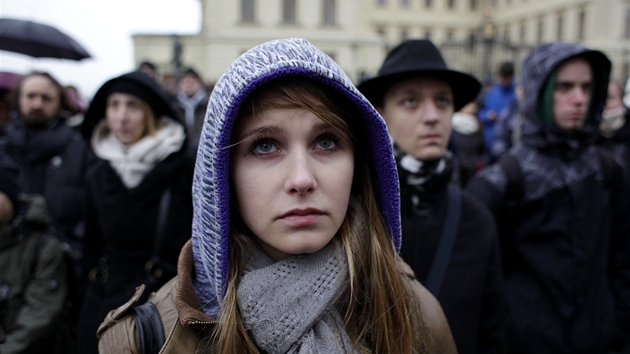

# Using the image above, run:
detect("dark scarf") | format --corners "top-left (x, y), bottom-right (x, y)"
top-left (6, 117), bottom-right (73, 163)
top-left (394, 144), bottom-right (454, 215)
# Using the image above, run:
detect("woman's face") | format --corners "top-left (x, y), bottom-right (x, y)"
top-left (232, 107), bottom-right (354, 261)
top-left (106, 93), bottom-right (147, 145)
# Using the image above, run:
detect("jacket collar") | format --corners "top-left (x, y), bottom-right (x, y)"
top-left (176, 240), bottom-right (217, 328)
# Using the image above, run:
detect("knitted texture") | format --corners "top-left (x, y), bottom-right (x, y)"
top-left (191, 38), bottom-right (401, 316)
top-left (237, 241), bottom-right (353, 353)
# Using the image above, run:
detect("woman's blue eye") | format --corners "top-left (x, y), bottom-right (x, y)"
top-left (252, 138), bottom-right (277, 154)
top-left (316, 135), bottom-right (338, 150)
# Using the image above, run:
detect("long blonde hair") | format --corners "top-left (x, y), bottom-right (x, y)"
top-left (210, 76), bottom-right (431, 353)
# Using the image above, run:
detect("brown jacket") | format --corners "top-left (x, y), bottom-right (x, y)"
top-left (97, 240), bottom-right (457, 353)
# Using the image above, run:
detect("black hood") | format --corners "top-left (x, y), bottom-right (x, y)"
top-left (519, 42), bottom-right (611, 153)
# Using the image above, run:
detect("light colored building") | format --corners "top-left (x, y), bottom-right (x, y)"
top-left (133, 0), bottom-right (630, 85)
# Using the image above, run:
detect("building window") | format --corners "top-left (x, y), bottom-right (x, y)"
top-left (400, 0), bottom-right (411, 8)
top-left (424, 28), bottom-right (432, 39)
top-left (624, 7), bottom-right (630, 39)
top-left (537, 17), bottom-right (544, 43)
top-left (323, 0), bottom-right (336, 25)
top-left (376, 27), bottom-right (386, 38)
top-left (241, 0), bottom-right (255, 23)
top-left (376, 0), bottom-right (387, 6)
top-left (448, 0), bottom-right (456, 10)
top-left (425, 0), bottom-right (432, 8)
top-left (504, 25), bottom-right (510, 43)
top-left (282, 0), bottom-right (296, 24)
top-left (446, 28), bottom-right (455, 42)
top-left (577, 9), bottom-right (586, 41)
top-left (556, 12), bottom-right (564, 40)
top-left (519, 20), bottom-right (526, 43)
top-left (470, 0), bottom-right (477, 10)
top-left (401, 27), bottom-right (410, 41)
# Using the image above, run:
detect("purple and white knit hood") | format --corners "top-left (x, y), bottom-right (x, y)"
top-left (191, 38), bottom-right (401, 316)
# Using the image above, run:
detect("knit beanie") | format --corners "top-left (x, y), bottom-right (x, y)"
top-left (0, 152), bottom-right (21, 213)
top-left (106, 79), bottom-right (162, 118)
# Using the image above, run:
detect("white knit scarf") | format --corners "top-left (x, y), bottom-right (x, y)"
top-left (91, 117), bottom-right (185, 188)
top-left (237, 240), bottom-right (356, 354)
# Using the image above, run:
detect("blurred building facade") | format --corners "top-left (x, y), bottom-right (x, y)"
top-left (133, 0), bottom-right (630, 85)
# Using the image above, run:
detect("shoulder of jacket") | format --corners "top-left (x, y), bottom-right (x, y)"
top-left (97, 278), bottom-right (179, 353)
top-left (397, 258), bottom-right (458, 354)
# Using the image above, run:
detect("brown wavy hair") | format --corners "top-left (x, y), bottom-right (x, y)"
top-left (209, 76), bottom-right (431, 353)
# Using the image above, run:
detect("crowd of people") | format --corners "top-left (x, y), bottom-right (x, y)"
top-left (0, 36), bottom-right (629, 354)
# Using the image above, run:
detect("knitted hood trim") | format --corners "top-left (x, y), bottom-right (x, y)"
top-left (191, 38), bottom-right (401, 316)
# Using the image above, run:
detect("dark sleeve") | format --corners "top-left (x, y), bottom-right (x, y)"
top-left (606, 161), bottom-right (630, 349)
top-left (2, 236), bottom-right (68, 354)
top-left (466, 193), bottom-right (506, 354)
top-left (81, 167), bottom-right (104, 283)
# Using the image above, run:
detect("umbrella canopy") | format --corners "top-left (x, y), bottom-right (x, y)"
top-left (0, 18), bottom-right (91, 61)
top-left (0, 71), bottom-right (23, 91)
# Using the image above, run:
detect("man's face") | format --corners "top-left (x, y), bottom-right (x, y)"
top-left (179, 74), bottom-right (202, 97)
top-left (18, 75), bottom-right (61, 124)
top-left (378, 77), bottom-right (454, 161)
top-left (552, 57), bottom-right (593, 131)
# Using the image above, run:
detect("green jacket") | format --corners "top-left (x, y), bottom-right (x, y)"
top-left (0, 194), bottom-right (70, 354)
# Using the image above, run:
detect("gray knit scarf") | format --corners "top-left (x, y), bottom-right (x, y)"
top-left (237, 240), bottom-right (355, 354)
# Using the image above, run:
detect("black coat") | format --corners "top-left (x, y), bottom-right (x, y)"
top-left (398, 161), bottom-right (505, 354)
top-left (1, 117), bottom-right (87, 261)
top-left (75, 146), bottom-right (194, 354)
top-left (466, 43), bottom-right (630, 353)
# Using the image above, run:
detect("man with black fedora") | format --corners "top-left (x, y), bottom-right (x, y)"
top-left (358, 39), bottom-right (505, 354)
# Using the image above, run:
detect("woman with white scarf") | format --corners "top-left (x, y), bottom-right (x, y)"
top-left (76, 71), bottom-right (194, 354)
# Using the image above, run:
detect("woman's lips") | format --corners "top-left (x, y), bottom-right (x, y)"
top-left (279, 208), bottom-right (324, 227)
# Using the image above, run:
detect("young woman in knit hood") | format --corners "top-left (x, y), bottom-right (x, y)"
top-left (76, 71), bottom-right (194, 353)
top-left (97, 39), bottom-right (455, 353)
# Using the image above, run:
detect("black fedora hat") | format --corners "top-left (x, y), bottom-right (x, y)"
top-left (358, 39), bottom-right (481, 111)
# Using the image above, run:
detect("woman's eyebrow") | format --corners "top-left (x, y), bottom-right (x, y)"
top-left (235, 124), bottom-right (285, 142)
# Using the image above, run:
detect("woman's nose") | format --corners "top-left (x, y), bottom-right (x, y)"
top-left (285, 150), bottom-right (317, 195)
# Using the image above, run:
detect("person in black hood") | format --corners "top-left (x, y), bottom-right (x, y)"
top-left (467, 43), bottom-right (630, 353)
top-left (75, 71), bottom-right (194, 354)
top-left (358, 39), bottom-right (505, 354)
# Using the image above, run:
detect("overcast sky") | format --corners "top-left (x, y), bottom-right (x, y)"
top-left (0, 0), bottom-right (201, 98)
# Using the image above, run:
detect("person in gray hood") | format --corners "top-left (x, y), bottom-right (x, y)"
top-left (96, 38), bottom-right (457, 353)
top-left (467, 43), bottom-right (630, 353)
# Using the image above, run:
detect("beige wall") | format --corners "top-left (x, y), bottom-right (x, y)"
top-left (133, 0), bottom-right (630, 85)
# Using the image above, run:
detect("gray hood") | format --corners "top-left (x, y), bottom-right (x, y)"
top-left (190, 38), bottom-right (401, 316)
top-left (519, 42), bottom-right (611, 152)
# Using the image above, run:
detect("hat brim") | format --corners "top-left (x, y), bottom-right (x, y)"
top-left (358, 69), bottom-right (481, 111)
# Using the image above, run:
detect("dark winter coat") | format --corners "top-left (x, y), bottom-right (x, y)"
top-left (398, 160), bottom-right (505, 354)
top-left (0, 194), bottom-right (71, 354)
top-left (75, 71), bottom-right (194, 354)
top-left (466, 43), bottom-right (630, 353)
top-left (1, 117), bottom-right (87, 263)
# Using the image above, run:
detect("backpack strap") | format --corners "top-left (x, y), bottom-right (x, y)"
top-left (131, 301), bottom-right (165, 354)
top-left (497, 153), bottom-right (524, 202)
top-left (425, 185), bottom-right (462, 297)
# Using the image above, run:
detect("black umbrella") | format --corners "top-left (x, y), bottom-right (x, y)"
top-left (0, 18), bottom-right (91, 61)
